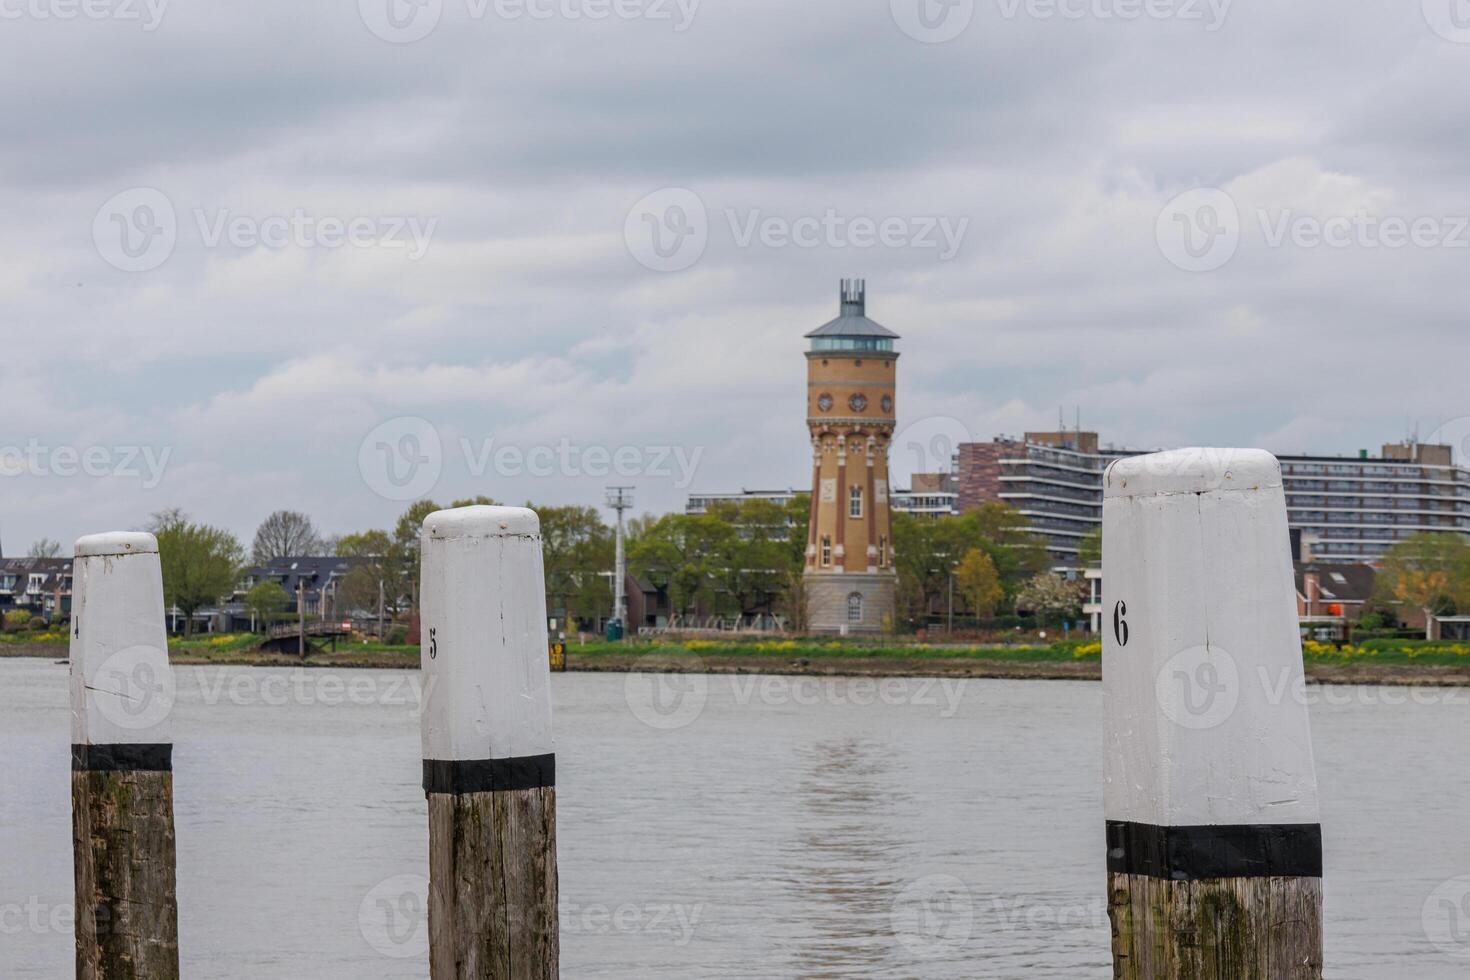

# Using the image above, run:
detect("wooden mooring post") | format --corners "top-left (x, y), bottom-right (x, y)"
top-left (69, 532), bottom-right (180, 980)
top-left (420, 505), bottom-right (559, 980)
top-left (1102, 449), bottom-right (1323, 980)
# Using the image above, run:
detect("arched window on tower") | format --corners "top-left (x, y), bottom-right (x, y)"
top-left (847, 592), bottom-right (863, 623)
top-left (849, 485), bottom-right (863, 519)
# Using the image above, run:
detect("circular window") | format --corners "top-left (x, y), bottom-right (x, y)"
top-left (817, 393), bottom-right (834, 412)
top-left (848, 393), bottom-right (868, 413)
top-left (881, 395), bottom-right (893, 413)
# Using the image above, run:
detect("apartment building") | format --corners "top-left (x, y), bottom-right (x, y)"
top-left (952, 435), bottom-right (1470, 569)
top-left (954, 430), bottom-right (1131, 568)
top-left (1279, 442), bottom-right (1470, 563)
top-left (688, 486), bottom-right (959, 520)
top-left (691, 438), bottom-right (1470, 570)
top-left (685, 489), bottom-right (802, 514)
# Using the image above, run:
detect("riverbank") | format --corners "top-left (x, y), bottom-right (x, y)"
top-left (7, 634), bottom-right (1470, 686)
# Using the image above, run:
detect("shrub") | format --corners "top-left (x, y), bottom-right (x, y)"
top-left (3, 610), bottom-right (32, 631)
top-left (384, 625), bottom-right (409, 645)
top-left (1357, 638), bottom-right (1470, 656)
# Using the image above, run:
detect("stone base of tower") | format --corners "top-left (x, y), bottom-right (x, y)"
top-left (804, 571), bottom-right (896, 634)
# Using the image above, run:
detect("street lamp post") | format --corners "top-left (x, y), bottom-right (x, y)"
top-left (605, 487), bottom-right (634, 634)
top-left (947, 571), bottom-right (954, 634)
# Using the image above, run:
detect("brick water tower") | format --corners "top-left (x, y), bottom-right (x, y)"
top-left (803, 279), bottom-right (898, 633)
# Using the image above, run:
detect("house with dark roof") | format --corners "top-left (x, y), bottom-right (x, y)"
top-left (1295, 561), bottom-right (1377, 639)
top-left (223, 555), bottom-right (373, 630)
top-left (0, 557), bottom-right (73, 621)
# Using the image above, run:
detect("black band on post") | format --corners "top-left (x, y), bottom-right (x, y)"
top-left (72, 743), bottom-right (173, 773)
top-left (423, 753), bottom-right (556, 794)
top-left (1106, 820), bottom-right (1322, 880)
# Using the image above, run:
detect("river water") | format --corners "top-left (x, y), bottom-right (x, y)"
top-left (3, 658), bottom-right (1467, 978)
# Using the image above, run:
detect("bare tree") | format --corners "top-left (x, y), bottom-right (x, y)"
top-left (27, 538), bottom-right (63, 558)
top-left (251, 510), bottom-right (324, 563)
top-left (146, 507), bottom-right (189, 533)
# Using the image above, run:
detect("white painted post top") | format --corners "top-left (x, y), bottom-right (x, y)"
top-left (424, 505), bottom-right (542, 540)
top-left (69, 532), bottom-right (173, 746)
top-left (74, 531), bottom-right (159, 558)
top-left (1102, 448), bottom-right (1320, 828)
top-left (1104, 447), bottom-right (1281, 499)
top-left (419, 505), bottom-right (554, 763)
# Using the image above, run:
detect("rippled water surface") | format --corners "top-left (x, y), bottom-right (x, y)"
top-left (3, 658), bottom-right (1467, 978)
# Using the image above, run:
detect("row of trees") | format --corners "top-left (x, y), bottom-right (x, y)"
top-left (628, 497), bottom-right (809, 624)
top-left (141, 497), bottom-right (615, 636)
top-left (55, 499), bottom-right (1470, 639)
top-left (127, 495), bottom-right (1095, 636)
top-left (626, 498), bottom-right (1089, 630)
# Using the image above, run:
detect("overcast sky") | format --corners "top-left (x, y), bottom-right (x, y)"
top-left (1, 0), bottom-right (1467, 553)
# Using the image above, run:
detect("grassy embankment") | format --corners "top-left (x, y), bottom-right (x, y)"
top-left (7, 630), bottom-right (1470, 682)
top-left (0, 629), bottom-right (418, 668)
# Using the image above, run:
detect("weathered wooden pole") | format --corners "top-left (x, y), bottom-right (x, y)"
top-left (69, 531), bottom-right (180, 980)
top-left (420, 505), bottom-right (559, 979)
top-left (1103, 448), bottom-right (1323, 980)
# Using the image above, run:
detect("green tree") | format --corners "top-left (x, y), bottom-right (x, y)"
top-left (154, 515), bottom-right (244, 637)
top-left (337, 529), bottom-right (393, 558)
top-left (1077, 527), bottom-right (1102, 568)
top-left (892, 511), bottom-right (953, 626)
top-left (244, 580), bottom-right (290, 627)
top-left (703, 499), bottom-right (801, 617)
top-left (538, 504), bottom-right (613, 628)
top-left (891, 503), bottom-right (1049, 628)
top-left (392, 499), bottom-right (446, 615)
top-left (335, 529), bottom-right (404, 620)
top-left (1375, 532), bottom-right (1470, 638)
top-left (968, 500), bottom-right (1030, 546)
top-left (629, 512), bottom-right (732, 616)
top-left (955, 548), bottom-right (1004, 620)
top-left (449, 495), bottom-right (499, 508)
top-left (776, 494), bottom-right (813, 629)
